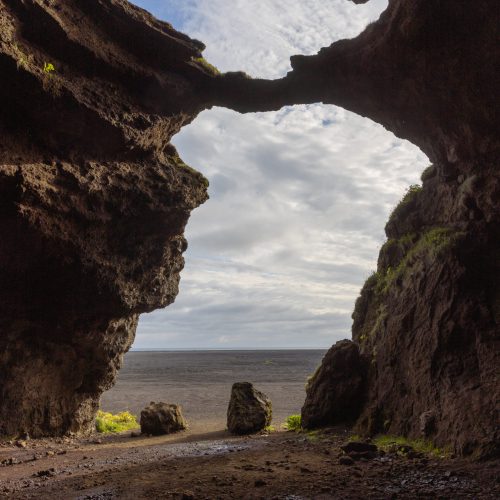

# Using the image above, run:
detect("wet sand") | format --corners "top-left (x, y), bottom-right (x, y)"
top-left (101, 350), bottom-right (326, 432)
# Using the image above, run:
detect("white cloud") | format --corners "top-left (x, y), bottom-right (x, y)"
top-left (131, 0), bottom-right (428, 348)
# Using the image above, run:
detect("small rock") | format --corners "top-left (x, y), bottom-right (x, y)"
top-left (140, 402), bottom-right (187, 436)
top-left (46, 451), bottom-right (55, 457)
top-left (254, 479), bottom-right (267, 487)
top-left (34, 468), bottom-right (56, 478)
top-left (341, 441), bottom-right (378, 454)
top-left (15, 440), bottom-right (27, 448)
top-left (130, 431), bottom-right (141, 438)
top-left (339, 456), bottom-right (355, 466)
top-left (349, 450), bottom-right (378, 461)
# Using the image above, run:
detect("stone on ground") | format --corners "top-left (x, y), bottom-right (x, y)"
top-left (227, 382), bottom-right (272, 435)
top-left (140, 402), bottom-right (187, 436)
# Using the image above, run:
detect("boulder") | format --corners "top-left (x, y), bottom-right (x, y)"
top-left (227, 382), bottom-right (272, 435)
top-left (301, 340), bottom-right (368, 429)
top-left (140, 402), bottom-right (187, 436)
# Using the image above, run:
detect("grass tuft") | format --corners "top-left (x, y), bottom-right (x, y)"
top-left (284, 414), bottom-right (302, 432)
top-left (95, 410), bottom-right (139, 434)
top-left (388, 184), bottom-right (422, 224)
top-left (375, 227), bottom-right (459, 296)
top-left (373, 435), bottom-right (449, 458)
top-left (263, 425), bottom-right (276, 433)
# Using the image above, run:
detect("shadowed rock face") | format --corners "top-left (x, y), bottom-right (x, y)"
top-left (0, 0), bottom-right (498, 457)
top-left (0, 0), bottom-right (211, 436)
top-left (271, 0), bottom-right (498, 459)
top-left (301, 340), bottom-right (368, 429)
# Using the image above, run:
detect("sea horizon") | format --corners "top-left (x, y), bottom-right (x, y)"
top-left (130, 347), bottom-right (329, 352)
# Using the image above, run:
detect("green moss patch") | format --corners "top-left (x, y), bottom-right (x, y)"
top-left (377, 227), bottom-right (459, 294)
top-left (95, 410), bottom-right (139, 433)
top-left (373, 435), bottom-right (450, 458)
top-left (192, 57), bottom-right (220, 76)
top-left (284, 414), bottom-right (302, 431)
top-left (388, 184), bottom-right (422, 225)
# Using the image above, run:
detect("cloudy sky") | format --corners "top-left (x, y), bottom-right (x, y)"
top-left (131, 0), bottom-right (428, 349)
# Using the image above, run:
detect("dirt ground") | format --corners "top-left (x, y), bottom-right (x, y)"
top-left (0, 427), bottom-right (498, 499)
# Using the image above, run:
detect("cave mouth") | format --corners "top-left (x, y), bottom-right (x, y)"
top-left (128, 0), bottom-right (418, 352)
top-left (99, 103), bottom-right (429, 434)
top-left (133, 104), bottom-right (429, 352)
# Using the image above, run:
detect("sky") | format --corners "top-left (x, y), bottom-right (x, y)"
top-left (130, 0), bottom-right (428, 349)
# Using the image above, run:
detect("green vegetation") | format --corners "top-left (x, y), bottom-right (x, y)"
top-left (375, 227), bottom-right (458, 296)
top-left (263, 425), bottom-right (276, 433)
top-left (388, 184), bottom-right (422, 225)
top-left (373, 435), bottom-right (450, 458)
top-left (284, 414), bottom-right (302, 431)
top-left (95, 410), bottom-right (139, 434)
top-left (363, 271), bottom-right (381, 291)
top-left (305, 429), bottom-right (320, 442)
top-left (192, 57), bottom-right (221, 76)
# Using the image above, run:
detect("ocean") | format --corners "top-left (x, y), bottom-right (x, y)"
top-left (100, 349), bottom-right (327, 432)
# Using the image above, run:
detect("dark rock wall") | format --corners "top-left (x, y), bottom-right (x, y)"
top-left (246, 0), bottom-right (498, 459)
top-left (0, 0), bottom-right (211, 436)
top-left (350, 164), bottom-right (500, 459)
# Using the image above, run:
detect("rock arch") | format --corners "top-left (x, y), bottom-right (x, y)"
top-left (0, 0), bottom-right (498, 457)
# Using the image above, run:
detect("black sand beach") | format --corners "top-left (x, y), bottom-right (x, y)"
top-left (100, 350), bottom-right (326, 432)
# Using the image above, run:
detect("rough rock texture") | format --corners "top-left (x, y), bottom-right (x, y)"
top-left (0, 0), bottom-right (498, 458)
top-left (0, 0), bottom-right (213, 436)
top-left (227, 382), bottom-right (272, 435)
top-left (140, 402), bottom-right (187, 435)
top-left (255, 1), bottom-right (498, 459)
top-left (301, 340), bottom-right (368, 429)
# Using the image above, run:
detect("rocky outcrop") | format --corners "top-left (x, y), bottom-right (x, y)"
top-left (302, 340), bottom-right (368, 429)
top-left (213, 1), bottom-right (499, 168)
top-left (140, 402), bottom-right (187, 435)
top-left (0, 0), bottom-right (213, 436)
top-left (258, 1), bottom-right (498, 459)
top-left (0, 0), bottom-right (498, 458)
top-left (227, 382), bottom-right (272, 435)
top-left (350, 170), bottom-right (500, 459)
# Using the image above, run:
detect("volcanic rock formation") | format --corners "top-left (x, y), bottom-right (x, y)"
top-left (0, 0), bottom-right (212, 436)
top-left (0, 0), bottom-right (498, 459)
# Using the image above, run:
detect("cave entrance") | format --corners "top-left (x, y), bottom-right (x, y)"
top-left (100, 104), bottom-right (427, 432)
top-left (101, 0), bottom-right (428, 433)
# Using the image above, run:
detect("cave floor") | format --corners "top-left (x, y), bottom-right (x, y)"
top-left (0, 427), bottom-right (498, 499)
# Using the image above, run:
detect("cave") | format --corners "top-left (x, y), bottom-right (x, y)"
top-left (0, 0), bottom-right (498, 461)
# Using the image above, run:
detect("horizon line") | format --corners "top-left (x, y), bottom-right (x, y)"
top-left (130, 347), bottom-right (329, 351)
